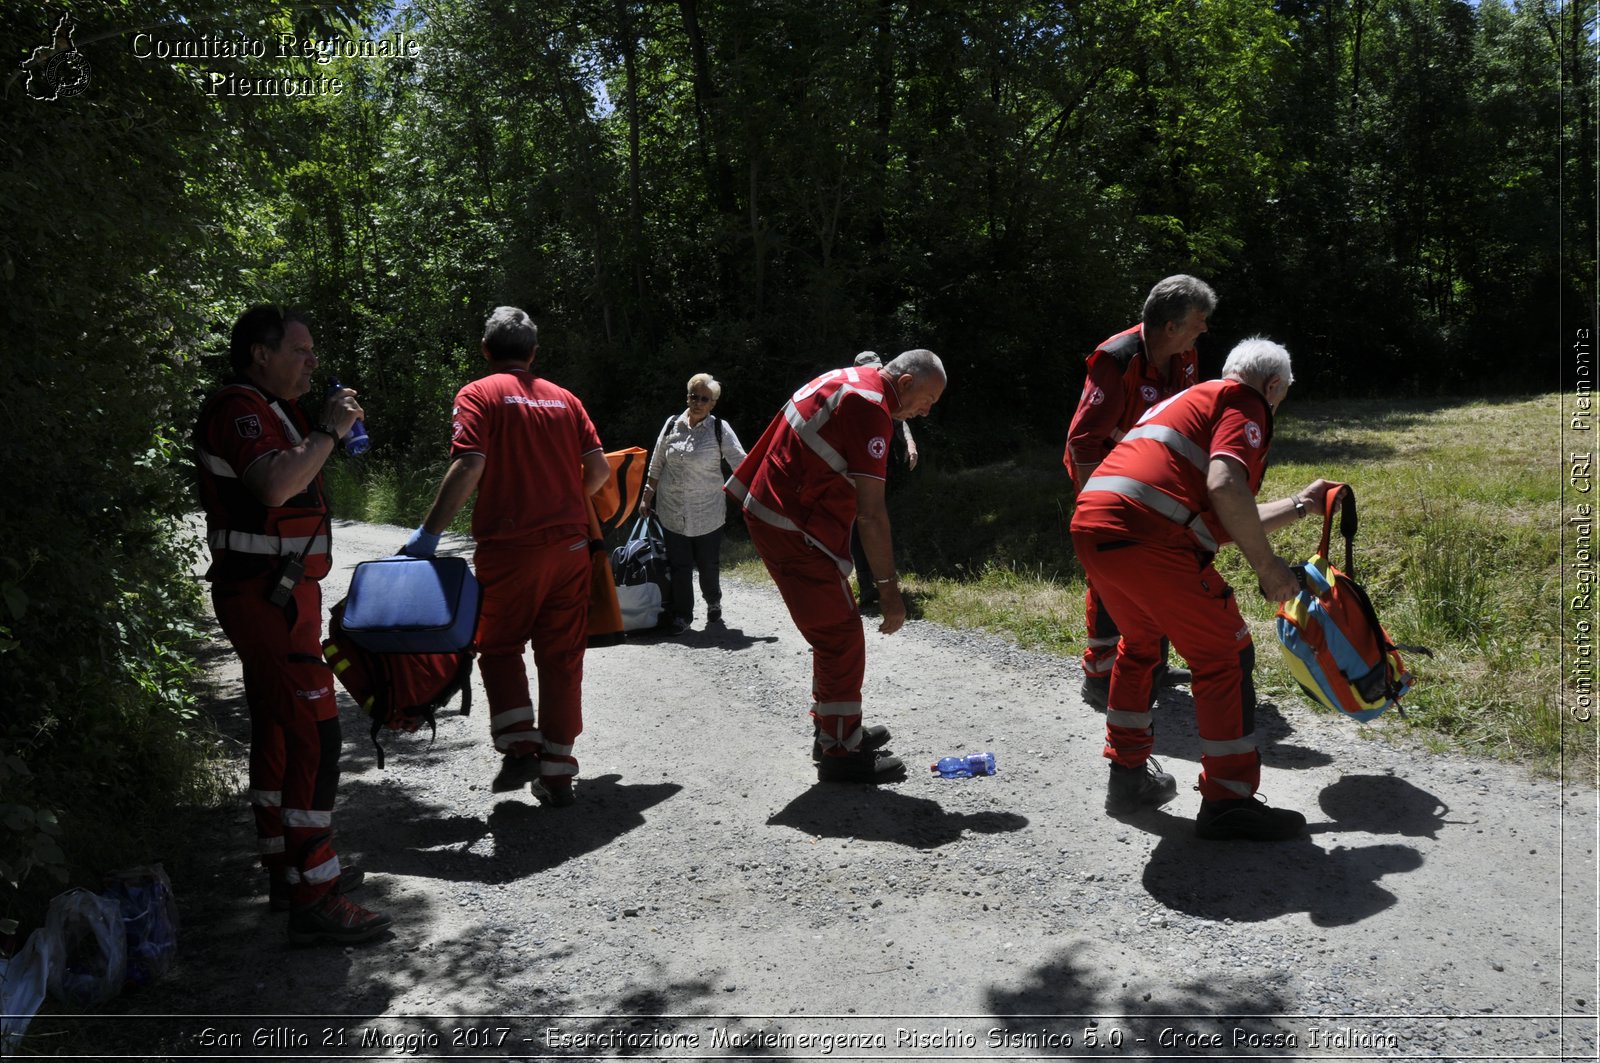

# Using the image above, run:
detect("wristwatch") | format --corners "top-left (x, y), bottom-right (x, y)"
top-left (1292, 496), bottom-right (1307, 519)
top-left (311, 423), bottom-right (340, 442)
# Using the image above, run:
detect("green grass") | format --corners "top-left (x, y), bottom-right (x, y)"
top-left (367, 394), bottom-right (1579, 778)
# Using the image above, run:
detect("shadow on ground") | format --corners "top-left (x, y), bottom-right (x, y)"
top-left (768, 786), bottom-right (1027, 848)
top-left (1126, 774), bottom-right (1447, 926)
top-left (985, 943), bottom-right (1298, 1056)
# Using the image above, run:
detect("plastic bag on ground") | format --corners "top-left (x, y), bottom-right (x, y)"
top-left (1, 926), bottom-right (58, 1058)
top-left (43, 888), bottom-right (125, 1008)
top-left (102, 864), bottom-right (178, 989)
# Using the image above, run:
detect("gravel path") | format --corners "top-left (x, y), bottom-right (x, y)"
top-left (80, 518), bottom-right (1599, 1061)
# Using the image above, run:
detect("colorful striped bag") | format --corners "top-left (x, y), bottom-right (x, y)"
top-left (1275, 483), bottom-right (1430, 722)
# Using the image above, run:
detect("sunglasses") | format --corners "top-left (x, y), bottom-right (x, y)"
top-left (686, 394), bottom-right (712, 403)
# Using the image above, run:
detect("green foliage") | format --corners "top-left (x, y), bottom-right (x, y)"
top-left (0, 0), bottom-right (367, 923)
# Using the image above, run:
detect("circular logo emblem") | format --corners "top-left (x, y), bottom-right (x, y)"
top-left (1245, 421), bottom-right (1263, 448)
top-left (45, 51), bottom-right (91, 98)
top-left (867, 436), bottom-right (888, 460)
top-left (1140, 385), bottom-right (1158, 403)
top-left (1088, 386), bottom-right (1105, 407)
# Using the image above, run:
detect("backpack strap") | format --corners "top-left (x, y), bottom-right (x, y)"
top-left (369, 655), bottom-right (394, 770)
top-left (713, 414), bottom-right (725, 465)
top-left (1316, 482), bottom-right (1357, 576)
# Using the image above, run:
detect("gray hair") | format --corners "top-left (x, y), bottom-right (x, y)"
top-left (882, 348), bottom-right (946, 384)
top-left (1222, 337), bottom-right (1294, 387)
top-left (483, 306), bottom-right (539, 362)
top-left (687, 372), bottom-right (722, 400)
top-left (1141, 274), bottom-right (1217, 332)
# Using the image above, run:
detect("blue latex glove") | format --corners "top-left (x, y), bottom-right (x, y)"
top-left (399, 527), bottom-right (440, 558)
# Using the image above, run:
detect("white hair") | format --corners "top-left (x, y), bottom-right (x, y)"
top-left (1222, 337), bottom-right (1293, 387)
top-left (882, 348), bottom-right (946, 384)
top-left (687, 372), bottom-right (721, 400)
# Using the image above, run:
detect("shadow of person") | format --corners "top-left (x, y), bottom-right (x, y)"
top-left (1144, 692), bottom-right (1334, 770)
top-left (613, 625), bottom-right (779, 651)
top-left (1135, 806), bottom-right (1423, 928)
top-left (1316, 773), bottom-right (1454, 838)
top-left (767, 786), bottom-right (1028, 849)
top-left (985, 943), bottom-right (1296, 1052)
top-left (681, 624), bottom-right (780, 650)
top-left (349, 774), bottom-right (680, 885)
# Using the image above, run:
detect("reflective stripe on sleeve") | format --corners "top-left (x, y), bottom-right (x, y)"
top-left (196, 448), bottom-right (236, 478)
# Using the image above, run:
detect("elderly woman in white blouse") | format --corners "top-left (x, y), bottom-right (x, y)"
top-left (640, 372), bottom-right (748, 635)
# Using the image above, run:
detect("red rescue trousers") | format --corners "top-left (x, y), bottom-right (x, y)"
top-left (1071, 533), bottom-right (1261, 801)
top-left (212, 576), bottom-right (343, 906)
top-left (474, 533), bottom-right (592, 780)
top-left (747, 519), bottom-right (868, 754)
top-left (1081, 581), bottom-right (1120, 678)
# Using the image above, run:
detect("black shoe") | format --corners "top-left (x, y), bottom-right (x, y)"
top-left (270, 864), bottom-right (365, 913)
top-left (707, 604), bottom-right (722, 624)
top-left (1156, 663), bottom-right (1192, 687)
top-left (287, 891), bottom-right (392, 946)
top-left (532, 778), bottom-right (576, 807)
top-left (1105, 757), bottom-right (1179, 814)
top-left (816, 748), bottom-right (906, 784)
top-left (1195, 795), bottom-right (1307, 841)
top-left (811, 723), bottom-right (891, 762)
top-left (491, 754), bottom-right (542, 793)
top-left (1080, 675), bottom-right (1110, 711)
top-left (666, 616), bottom-right (690, 636)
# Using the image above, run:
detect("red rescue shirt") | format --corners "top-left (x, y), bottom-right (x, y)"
top-left (1070, 379), bottom-right (1273, 551)
top-left (194, 381), bottom-right (330, 582)
top-left (1064, 323), bottom-right (1200, 481)
top-left (728, 365), bottom-right (900, 565)
top-left (450, 368), bottom-right (604, 547)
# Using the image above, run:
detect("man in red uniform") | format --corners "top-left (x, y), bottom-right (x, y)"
top-left (195, 305), bottom-right (390, 945)
top-left (401, 307), bottom-right (610, 807)
top-left (727, 349), bottom-right (946, 783)
top-left (1069, 337), bottom-right (1334, 840)
top-left (1066, 275), bottom-right (1215, 710)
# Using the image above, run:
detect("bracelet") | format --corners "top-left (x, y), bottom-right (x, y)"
top-left (874, 576), bottom-right (897, 585)
top-left (1292, 496), bottom-right (1307, 519)
top-left (311, 424), bottom-right (340, 442)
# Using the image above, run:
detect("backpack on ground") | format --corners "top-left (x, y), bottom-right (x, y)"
top-left (1275, 483), bottom-right (1431, 722)
top-left (323, 599), bottom-right (474, 768)
top-left (611, 515), bottom-right (670, 632)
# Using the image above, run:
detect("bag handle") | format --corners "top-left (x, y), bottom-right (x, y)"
top-left (627, 514), bottom-right (662, 544)
top-left (1315, 482), bottom-right (1357, 575)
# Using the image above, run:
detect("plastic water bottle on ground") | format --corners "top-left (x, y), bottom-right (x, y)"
top-left (931, 752), bottom-right (998, 778)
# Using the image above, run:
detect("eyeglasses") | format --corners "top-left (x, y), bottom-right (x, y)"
top-left (686, 394), bottom-right (712, 403)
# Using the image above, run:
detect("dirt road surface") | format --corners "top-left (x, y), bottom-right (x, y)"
top-left (68, 518), bottom-right (1599, 1061)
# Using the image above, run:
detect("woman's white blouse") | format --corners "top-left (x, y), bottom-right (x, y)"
top-left (647, 413), bottom-right (748, 537)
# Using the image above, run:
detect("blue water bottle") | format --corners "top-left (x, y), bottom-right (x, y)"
top-left (931, 752), bottom-right (998, 778)
top-left (328, 377), bottom-right (370, 454)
